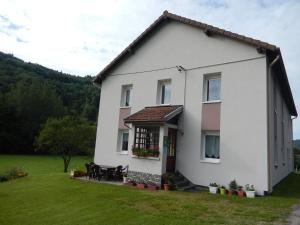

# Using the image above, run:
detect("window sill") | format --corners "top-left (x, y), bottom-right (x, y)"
top-left (200, 159), bottom-right (220, 164)
top-left (132, 155), bottom-right (160, 160)
top-left (202, 100), bottom-right (221, 104)
top-left (117, 151), bottom-right (128, 155)
top-left (120, 106), bottom-right (131, 109)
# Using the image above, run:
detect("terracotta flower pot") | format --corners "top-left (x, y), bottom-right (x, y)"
top-left (164, 184), bottom-right (171, 191)
top-left (228, 190), bottom-right (236, 196)
top-left (147, 184), bottom-right (158, 191)
top-left (237, 190), bottom-right (245, 197)
top-left (137, 183), bottom-right (146, 189)
top-left (126, 181), bottom-right (136, 186)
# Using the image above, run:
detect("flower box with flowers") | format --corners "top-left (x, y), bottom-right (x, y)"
top-left (132, 147), bottom-right (160, 158)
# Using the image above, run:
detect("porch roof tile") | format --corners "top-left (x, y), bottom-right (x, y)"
top-left (124, 105), bottom-right (183, 123)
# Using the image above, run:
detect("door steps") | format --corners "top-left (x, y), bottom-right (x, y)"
top-left (172, 171), bottom-right (208, 192)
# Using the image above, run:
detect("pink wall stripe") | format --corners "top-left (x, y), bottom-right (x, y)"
top-left (201, 103), bottom-right (221, 130)
top-left (119, 107), bottom-right (131, 129)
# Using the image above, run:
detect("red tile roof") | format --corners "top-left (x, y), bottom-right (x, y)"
top-left (124, 105), bottom-right (183, 123)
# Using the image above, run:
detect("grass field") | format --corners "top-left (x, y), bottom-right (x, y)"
top-left (0, 154), bottom-right (299, 225)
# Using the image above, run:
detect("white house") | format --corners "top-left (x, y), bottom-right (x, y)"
top-left (93, 11), bottom-right (297, 195)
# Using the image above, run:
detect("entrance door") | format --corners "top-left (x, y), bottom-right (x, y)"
top-left (166, 128), bottom-right (177, 173)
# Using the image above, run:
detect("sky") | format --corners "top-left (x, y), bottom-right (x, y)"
top-left (0, 0), bottom-right (300, 138)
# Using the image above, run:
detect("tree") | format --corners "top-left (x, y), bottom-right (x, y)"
top-left (4, 77), bottom-right (66, 153)
top-left (35, 116), bottom-right (96, 172)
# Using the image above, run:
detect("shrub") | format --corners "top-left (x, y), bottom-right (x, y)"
top-left (162, 173), bottom-right (174, 185)
top-left (229, 179), bottom-right (238, 190)
top-left (0, 174), bottom-right (9, 182)
top-left (0, 167), bottom-right (28, 182)
top-left (245, 184), bottom-right (255, 191)
top-left (71, 170), bottom-right (87, 177)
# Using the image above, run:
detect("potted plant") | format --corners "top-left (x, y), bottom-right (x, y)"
top-left (137, 182), bottom-right (146, 189)
top-left (245, 184), bottom-right (255, 198)
top-left (136, 178), bottom-right (146, 189)
top-left (208, 182), bottom-right (219, 194)
top-left (220, 185), bottom-right (227, 195)
top-left (237, 186), bottom-right (245, 197)
top-left (228, 179), bottom-right (238, 196)
top-left (162, 173), bottom-right (174, 191)
top-left (126, 180), bottom-right (136, 186)
top-left (147, 181), bottom-right (158, 191)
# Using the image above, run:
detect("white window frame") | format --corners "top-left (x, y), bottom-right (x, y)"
top-left (201, 131), bottom-right (220, 163)
top-left (118, 130), bottom-right (129, 154)
top-left (120, 85), bottom-right (132, 108)
top-left (157, 79), bottom-right (171, 105)
top-left (203, 74), bottom-right (221, 103)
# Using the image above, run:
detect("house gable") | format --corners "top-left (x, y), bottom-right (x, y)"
top-left (94, 11), bottom-right (297, 116)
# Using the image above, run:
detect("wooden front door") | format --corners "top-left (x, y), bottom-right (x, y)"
top-left (166, 128), bottom-right (177, 173)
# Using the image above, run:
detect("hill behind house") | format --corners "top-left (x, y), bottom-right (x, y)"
top-left (0, 51), bottom-right (100, 154)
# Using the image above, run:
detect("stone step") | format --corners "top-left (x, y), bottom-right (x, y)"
top-left (177, 184), bottom-right (196, 191)
top-left (174, 180), bottom-right (190, 187)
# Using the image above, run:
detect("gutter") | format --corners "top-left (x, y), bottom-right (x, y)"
top-left (176, 66), bottom-right (187, 135)
top-left (92, 81), bottom-right (102, 89)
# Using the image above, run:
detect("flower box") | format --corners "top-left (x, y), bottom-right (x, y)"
top-left (132, 147), bottom-right (159, 158)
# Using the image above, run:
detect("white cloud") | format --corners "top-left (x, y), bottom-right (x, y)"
top-left (0, 0), bottom-right (300, 138)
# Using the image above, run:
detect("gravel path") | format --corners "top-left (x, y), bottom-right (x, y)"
top-left (286, 203), bottom-right (300, 225)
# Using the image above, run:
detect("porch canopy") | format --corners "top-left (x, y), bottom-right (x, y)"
top-left (124, 105), bottom-right (183, 124)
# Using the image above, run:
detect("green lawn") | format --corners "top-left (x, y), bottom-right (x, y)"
top-left (0, 155), bottom-right (299, 225)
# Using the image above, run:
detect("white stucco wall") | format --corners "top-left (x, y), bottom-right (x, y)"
top-left (94, 20), bottom-right (277, 195)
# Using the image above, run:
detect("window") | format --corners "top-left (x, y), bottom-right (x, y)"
top-left (204, 74), bottom-right (221, 102)
top-left (125, 89), bottom-right (130, 106)
top-left (274, 80), bottom-right (278, 167)
top-left (121, 85), bottom-right (132, 107)
top-left (134, 126), bottom-right (159, 149)
top-left (202, 132), bottom-right (220, 162)
top-left (157, 80), bottom-right (171, 105)
top-left (121, 132), bottom-right (129, 151)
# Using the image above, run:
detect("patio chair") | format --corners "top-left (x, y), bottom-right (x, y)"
top-left (122, 165), bottom-right (129, 177)
top-left (85, 163), bottom-right (94, 180)
top-left (111, 165), bottom-right (123, 181)
top-left (93, 165), bottom-right (104, 181)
